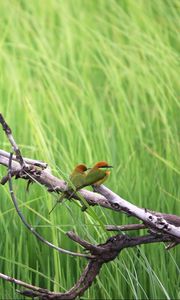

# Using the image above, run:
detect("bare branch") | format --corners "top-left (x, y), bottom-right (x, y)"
top-left (0, 114), bottom-right (25, 167)
top-left (0, 272), bottom-right (49, 294)
top-left (0, 232), bottom-right (172, 299)
top-left (67, 231), bottom-right (104, 254)
top-left (1, 154), bottom-right (179, 231)
top-left (106, 223), bottom-right (147, 231)
top-left (0, 113), bottom-right (179, 299)
top-left (95, 185), bottom-right (180, 240)
top-left (152, 212), bottom-right (180, 227)
top-left (7, 153), bottom-right (92, 259)
top-left (0, 153), bottom-right (113, 208)
top-left (0, 149), bottom-right (47, 169)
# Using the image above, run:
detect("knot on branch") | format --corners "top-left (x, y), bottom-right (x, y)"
top-left (155, 217), bottom-right (171, 231)
top-left (93, 234), bottom-right (129, 262)
top-left (67, 231), bottom-right (129, 263)
top-left (18, 165), bottom-right (42, 178)
top-left (111, 202), bottom-right (120, 209)
top-left (1, 164), bottom-right (42, 186)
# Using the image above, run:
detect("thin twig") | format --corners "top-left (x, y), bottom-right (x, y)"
top-left (7, 153), bottom-right (92, 259)
top-left (106, 223), bottom-right (147, 231)
top-left (0, 114), bottom-right (25, 167)
top-left (165, 241), bottom-right (179, 250)
top-left (0, 272), bottom-right (48, 293)
top-left (67, 231), bottom-right (104, 253)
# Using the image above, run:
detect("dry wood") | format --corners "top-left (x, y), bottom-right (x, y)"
top-left (0, 113), bottom-right (179, 299)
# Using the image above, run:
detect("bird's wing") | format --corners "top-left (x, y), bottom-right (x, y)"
top-left (69, 173), bottom-right (86, 190)
top-left (85, 169), bottom-right (105, 186)
top-left (94, 170), bottom-right (110, 186)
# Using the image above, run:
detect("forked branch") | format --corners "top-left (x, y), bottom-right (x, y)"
top-left (7, 152), bottom-right (92, 258)
top-left (0, 113), bottom-right (179, 299)
top-left (0, 114), bottom-right (92, 258)
top-left (0, 232), bottom-right (172, 299)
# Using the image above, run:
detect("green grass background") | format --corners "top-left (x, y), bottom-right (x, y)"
top-left (0, 0), bottom-right (179, 299)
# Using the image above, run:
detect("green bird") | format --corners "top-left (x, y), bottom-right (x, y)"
top-left (78, 161), bottom-right (113, 211)
top-left (49, 163), bottom-right (88, 214)
top-left (85, 161), bottom-right (113, 186)
top-left (49, 161), bottom-right (113, 214)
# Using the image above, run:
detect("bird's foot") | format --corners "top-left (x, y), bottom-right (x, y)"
top-left (47, 186), bottom-right (61, 193)
top-left (81, 204), bottom-right (88, 212)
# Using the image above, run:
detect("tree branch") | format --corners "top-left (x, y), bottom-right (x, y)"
top-left (7, 152), bottom-right (92, 259)
top-left (0, 149), bottom-right (47, 169)
top-left (0, 232), bottom-right (172, 299)
top-left (0, 114), bottom-right (25, 167)
top-left (95, 185), bottom-right (180, 240)
top-left (106, 223), bottom-right (147, 231)
top-left (1, 154), bottom-right (179, 230)
top-left (0, 113), bottom-right (179, 299)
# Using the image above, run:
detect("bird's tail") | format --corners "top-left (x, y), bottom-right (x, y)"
top-left (49, 192), bottom-right (65, 214)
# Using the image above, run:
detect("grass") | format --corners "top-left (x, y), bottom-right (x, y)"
top-left (0, 0), bottom-right (179, 299)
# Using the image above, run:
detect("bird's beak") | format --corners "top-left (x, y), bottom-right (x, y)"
top-left (100, 165), bottom-right (113, 169)
top-left (86, 167), bottom-right (91, 170)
